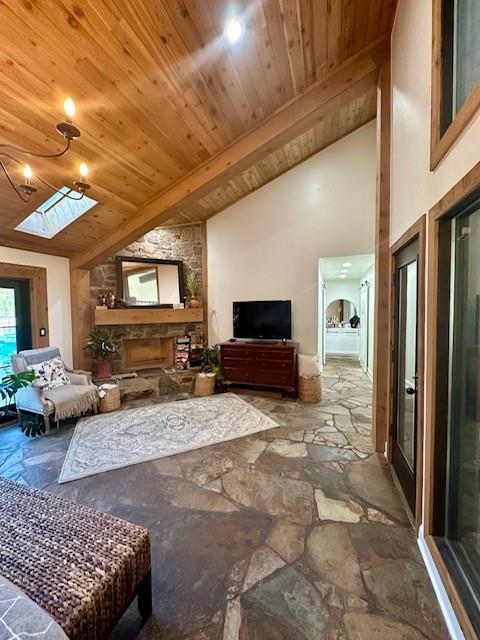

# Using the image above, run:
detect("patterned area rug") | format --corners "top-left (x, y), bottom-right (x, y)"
top-left (59, 393), bottom-right (278, 483)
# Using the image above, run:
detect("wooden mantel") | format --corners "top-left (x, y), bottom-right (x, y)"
top-left (94, 307), bottom-right (203, 326)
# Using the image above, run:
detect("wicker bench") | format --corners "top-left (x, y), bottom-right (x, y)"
top-left (0, 477), bottom-right (151, 640)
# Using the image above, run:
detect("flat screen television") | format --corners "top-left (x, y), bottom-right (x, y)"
top-left (233, 300), bottom-right (292, 340)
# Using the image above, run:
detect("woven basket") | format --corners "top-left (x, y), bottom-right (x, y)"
top-left (298, 374), bottom-right (321, 403)
top-left (194, 373), bottom-right (216, 396)
top-left (99, 384), bottom-right (121, 413)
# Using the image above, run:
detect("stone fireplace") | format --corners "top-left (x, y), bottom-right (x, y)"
top-left (89, 223), bottom-right (205, 396)
top-left (123, 337), bottom-right (174, 370)
top-left (100, 322), bottom-right (203, 374)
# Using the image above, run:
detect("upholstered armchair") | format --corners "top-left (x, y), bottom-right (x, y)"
top-left (11, 347), bottom-right (98, 432)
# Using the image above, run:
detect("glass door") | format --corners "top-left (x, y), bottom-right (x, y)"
top-left (0, 279), bottom-right (32, 415)
top-left (392, 239), bottom-right (419, 514)
top-left (439, 198), bottom-right (480, 631)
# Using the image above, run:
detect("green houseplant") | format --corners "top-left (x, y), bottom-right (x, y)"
top-left (185, 272), bottom-right (200, 308)
top-left (84, 328), bottom-right (119, 379)
top-left (200, 344), bottom-right (221, 378)
top-left (195, 345), bottom-right (221, 397)
top-left (0, 371), bottom-right (45, 437)
top-left (0, 371), bottom-right (36, 409)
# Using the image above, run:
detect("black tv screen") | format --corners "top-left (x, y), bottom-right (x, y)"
top-left (233, 300), bottom-right (292, 340)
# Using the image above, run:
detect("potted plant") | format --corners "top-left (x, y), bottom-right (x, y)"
top-left (84, 328), bottom-right (119, 379)
top-left (0, 371), bottom-right (45, 437)
top-left (185, 272), bottom-right (200, 308)
top-left (194, 345), bottom-right (221, 396)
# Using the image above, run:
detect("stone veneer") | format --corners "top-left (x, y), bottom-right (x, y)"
top-left (90, 223), bottom-right (204, 308)
top-left (90, 223), bottom-right (205, 380)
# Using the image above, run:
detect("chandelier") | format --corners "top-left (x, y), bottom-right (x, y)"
top-left (0, 97), bottom-right (91, 205)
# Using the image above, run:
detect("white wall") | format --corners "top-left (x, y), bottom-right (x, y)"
top-left (0, 247), bottom-right (72, 365)
top-left (207, 122), bottom-right (376, 354)
top-left (391, 0), bottom-right (480, 243)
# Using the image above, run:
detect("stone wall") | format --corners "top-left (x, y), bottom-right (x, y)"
top-left (90, 223), bottom-right (205, 376)
top-left (90, 223), bottom-right (204, 308)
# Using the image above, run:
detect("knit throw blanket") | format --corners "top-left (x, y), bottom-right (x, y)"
top-left (44, 385), bottom-right (98, 421)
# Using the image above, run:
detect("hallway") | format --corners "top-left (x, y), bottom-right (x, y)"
top-left (0, 359), bottom-right (448, 639)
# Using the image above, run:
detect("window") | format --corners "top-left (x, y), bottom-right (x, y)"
top-left (15, 187), bottom-right (97, 239)
top-left (434, 191), bottom-right (480, 633)
top-left (431, 0), bottom-right (480, 168)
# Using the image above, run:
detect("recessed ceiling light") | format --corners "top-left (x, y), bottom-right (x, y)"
top-left (341, 269), bottom-right (349, 274)
top-left (342, 262), bottom-right (352, 267)
top-left (224, 17), bottom-right (244, 44)
top-left (339, 274), bottom-right (347, 279)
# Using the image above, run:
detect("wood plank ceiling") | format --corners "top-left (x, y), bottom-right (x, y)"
top-left (0, 0), bottom-right (395, 260)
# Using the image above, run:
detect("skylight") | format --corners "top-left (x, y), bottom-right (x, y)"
top-left (15, 187), bottom-right (97, 239)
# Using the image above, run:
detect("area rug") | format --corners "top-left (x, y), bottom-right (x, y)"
top-left (58, 393), bottom-right (278, 483)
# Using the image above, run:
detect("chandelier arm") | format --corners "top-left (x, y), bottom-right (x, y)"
top-left (0, 150), bottom-right (24, 167)
top-left (0, 138), bottom-right (71, 159)
top-left (0, 159), bottom-right (29, 202)
top-left (36, 175), bottom-right (85, 200)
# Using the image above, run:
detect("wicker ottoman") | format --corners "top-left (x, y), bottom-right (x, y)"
top-left (99, 383), bottom-right (121, 413)
top-left (0, 477), bottom-right (151, 640)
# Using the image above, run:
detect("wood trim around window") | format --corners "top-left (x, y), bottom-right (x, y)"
top-left (430, 0), bottom-right (480, 170)
top-left (423, 160), bottom-right (480, 640)
top-left (0, 262), bottom-right (49, 349)
top-left (387, 216), bottom-right (426, 531)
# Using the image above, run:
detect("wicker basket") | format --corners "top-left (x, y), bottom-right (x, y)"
top-left (99, 383), bottom-right (121, 413)
top-left (298, 374), bottom-right (321, 403)
top-left (194, 373), bottom-right (216, 396)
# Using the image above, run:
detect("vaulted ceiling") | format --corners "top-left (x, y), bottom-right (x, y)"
top-left (0, 0), bottom-right (395, 266)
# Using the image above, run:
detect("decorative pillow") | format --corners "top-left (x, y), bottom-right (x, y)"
top-left (29, 358), bottom-right (71, 390)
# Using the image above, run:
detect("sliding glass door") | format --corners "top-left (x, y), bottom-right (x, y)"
top-left (438, 196), bottom-right (480, 631)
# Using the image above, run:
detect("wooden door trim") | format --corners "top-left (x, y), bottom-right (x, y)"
top-left (0, 262), bottom-right (49, 349)
top-left (388, 215), bottom-right (426, 530)
top-left (424, 536), bottom-right (477, 639)
top-left (424, 160), bottom-right (480, 534)
top-left (430, 0), bottom-right (480, 170)
top-left (423, 160), bottom-right (480, 640)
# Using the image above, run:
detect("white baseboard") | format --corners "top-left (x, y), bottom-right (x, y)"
top-left (417, 526), bottom-right (464, 639)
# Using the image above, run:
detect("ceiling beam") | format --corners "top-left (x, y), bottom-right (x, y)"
top-left (70, 37), bottom-right (387, 270)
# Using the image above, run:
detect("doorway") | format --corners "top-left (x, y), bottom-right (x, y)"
top-left (0, 279), bottom-right (32, 375)
top-left (0, 278), bottom-right (32, 417)
top-left (318, 254), bottom-right (375, 368)
top-left (390, 217), bottom-right (425, 524)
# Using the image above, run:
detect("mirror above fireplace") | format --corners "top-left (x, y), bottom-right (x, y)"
top-left (115, 256), bottom-right (185, 308)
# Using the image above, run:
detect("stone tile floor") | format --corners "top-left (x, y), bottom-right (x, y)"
top-left (0, 359), bottom-right (449, 639)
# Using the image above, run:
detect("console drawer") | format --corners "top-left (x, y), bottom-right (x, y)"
top-left (222, 367), bottom-right (253, 383)
top-left (220, 342), bottom-right (297, 393)
top-left (221, 347), bottom-right (255, 359)
top-left (221, 356), bottom-right (254, 369)
top-left (256, 349), bottom-right (294, 361)
top-left (255, 359), bottom-right (292, 372)
top-left (254, 370), bottom-right (295, 387)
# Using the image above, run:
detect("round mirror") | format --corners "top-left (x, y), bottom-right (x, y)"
top-left (326, 299), bottom-right (359, 328)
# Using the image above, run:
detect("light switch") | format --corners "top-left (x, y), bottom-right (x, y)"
top-left (40, 328), bottom-right (47, 337)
